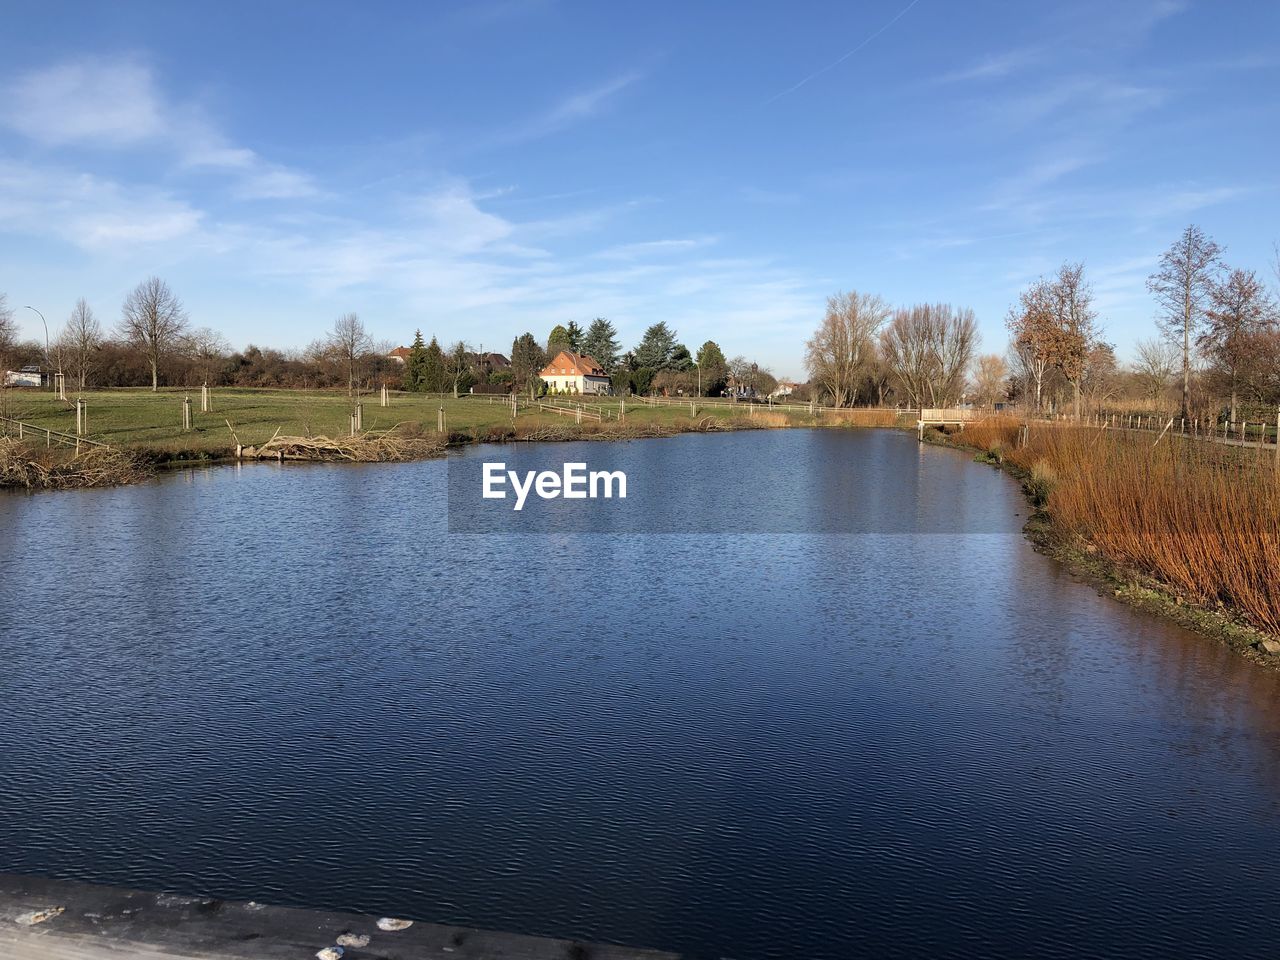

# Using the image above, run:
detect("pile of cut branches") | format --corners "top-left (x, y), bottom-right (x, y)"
top-left (0, 438), bottom-right (151, 490)
top-left (244, 432), bottom-right (446, 462)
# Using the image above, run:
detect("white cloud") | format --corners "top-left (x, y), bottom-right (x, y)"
top-left (0, 160), bottom-right (203, 251)
top-left (0, 56), bottom-right (316, 200)
top-left (1, 58), bottom-right (164, 146)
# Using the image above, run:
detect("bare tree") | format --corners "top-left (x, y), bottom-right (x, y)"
top-left (0, 292), bottom-right (14, 366)
top-left (1008, 264), bottom-right (1098, 418)
top-left (186, 327), bottom-right (230, 387)
top-left (119, 277), bottom-right (189, 391)
top-left (1132, 337), bottom-right (1179, 409)
top-left (1046, 263), bottom-right (1099, 420)
top-left (1147, 225), bottom-right (1222, 420)
top-left (804, 291), bottom-right (890, 406)
top-left (971, 353), bottom-right (1008, 407)
top-left (880, 303), bottom-right (978, 407)
top-left (327, 312), bottom-right (371, 397)
top-left (60, 298), bottom-right (102, 391)
top-left (1006, 284), bottom-right (1055, 413)
top-left (1199, 267), bottom-right (1278, 423)
top-left (1080, 342), bottom-right (1119, 412)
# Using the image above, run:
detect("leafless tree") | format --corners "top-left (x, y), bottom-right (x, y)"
top-left (60, 298), bottom-right (102, 391)
top-left (1132, 337), bottom-right (1179, 409)
top-left (0, 293), bottom-right (15, 362)
top-left (119, 277), bottom-right (189, 391)
top-left (971, 353), bottom-right (1008, 407)
top-left (1199, 267), bottom-right (1278, 424)
top-left (1080, 342), bottom-right (1119, 412)
top-left (1147, 225), bottom-right (1222, 420)
top-left (186, 327), bottom-right (230, 387)
top-left (327, 312), bottom-right (371, 396)
top-left (1008, 264), bottom-right (1098, 419)
top-left (1046, 263), bottom-right (1098, 420)
top-left (1006, 285), bottom-right (1055, 413)
top-left (804, 290), bottom-right (890, 406)
top-left (880, 303), bottom-right (978, 408)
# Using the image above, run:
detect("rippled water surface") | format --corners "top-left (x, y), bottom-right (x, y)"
top-left (3, 429), bottom-right (1280, 959)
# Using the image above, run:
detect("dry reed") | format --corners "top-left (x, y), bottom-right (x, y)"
top-left (958, 417), bottom-right (1280, 633)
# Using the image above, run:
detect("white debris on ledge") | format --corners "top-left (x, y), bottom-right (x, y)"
top-left (378, 917), bottom-right (414, 931)
top-left (16, 906), bottom-right (65, 926)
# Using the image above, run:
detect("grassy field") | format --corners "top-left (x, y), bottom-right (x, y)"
top-left (0, 386), bottom-right (853, 456)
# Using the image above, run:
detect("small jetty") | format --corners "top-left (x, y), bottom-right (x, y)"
top-left (0, 873), bottom-right (679, 960)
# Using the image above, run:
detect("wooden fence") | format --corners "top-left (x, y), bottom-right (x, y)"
top-left (0, 416), bottom-right (110, 451)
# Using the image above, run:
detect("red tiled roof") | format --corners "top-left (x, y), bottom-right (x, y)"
top-left (540, 350), bottom-right (607, 377)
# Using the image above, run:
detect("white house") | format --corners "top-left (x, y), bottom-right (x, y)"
top-left (540, 351), bottom-right (611, 395)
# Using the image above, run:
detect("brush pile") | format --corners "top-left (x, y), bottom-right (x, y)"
top-left (243, 432), bottom-right (446, 462)
top-left (0, 437), bottom-right (151, 490)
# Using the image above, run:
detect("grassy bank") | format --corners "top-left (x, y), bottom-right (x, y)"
top-left (932, 417), bottom-right (1280, 660)
top-left (0, 387), bottom-right (853, 456)
top-left (1, 387), bottom-right (907, 489)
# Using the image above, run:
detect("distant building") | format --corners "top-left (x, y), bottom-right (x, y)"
top-left (387, 346), bottom-right (413, 365)
top-left (770, 381), bottom-right (798, 399)
top-left (3, 366), bottom-right (45, 388)
top-left (470, 352), bottom-right (510, 370)
top-left (540, 351), bottom-right (611, 395)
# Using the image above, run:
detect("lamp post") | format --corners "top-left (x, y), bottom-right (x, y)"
top-left (23, 305), bottom-right (62, 395)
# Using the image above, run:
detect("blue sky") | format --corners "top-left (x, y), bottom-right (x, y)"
top-left (1, 0), bottom-right (1277, 378)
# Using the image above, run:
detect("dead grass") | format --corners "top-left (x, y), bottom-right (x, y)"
top-left (821, 407), bottom-right (904, 428)
top-left (958, 416), bottom-right (1280, 633)
top-left (0, 437), bottom-right (151, 490)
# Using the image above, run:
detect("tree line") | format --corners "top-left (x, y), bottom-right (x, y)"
top-left (0, 279), bottom-right (778, 400)
top-left (805, 224), bottom-right (1280, 420)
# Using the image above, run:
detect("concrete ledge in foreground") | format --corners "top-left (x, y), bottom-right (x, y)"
top-left (0, 872), bottom-right (680, 960)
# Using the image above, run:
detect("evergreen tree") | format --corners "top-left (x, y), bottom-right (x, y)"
top-left (512, 332), bottom-right (547, 399)
top-left (695, 340), bottom-right (728, 396)
top-left (581, 318), bottom-right (620, 372)
top-left (546, 324), bottom-right (571, 356)
top-left (634, 322), bottom-right (678, 370)
top-left (565, 320), bottom-right (584, 351)
top-left (422, 336), bottom-right (446, 393)
top-left (670, 343), bottom-right (693, 371)
top-left (403, 329), bottom-right (427, 391)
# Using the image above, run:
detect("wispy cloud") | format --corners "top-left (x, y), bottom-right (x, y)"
top-left (0, 56), bottom-right (317, 200)
top-left (1, 58), bottom-right (164, 146)
top-left (0, 159), bottom-right (204, 250)
top-left (483, 71), bottom-right (643, 148)
top-left (935, 46), bottom-right (1042, 85)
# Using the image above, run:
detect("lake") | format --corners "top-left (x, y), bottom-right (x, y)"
top-left (2, 428), bottom-right (1279, 959)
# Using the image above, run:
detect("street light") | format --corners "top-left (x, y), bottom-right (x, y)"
top-left (24, 305), bottom-right (63, 396)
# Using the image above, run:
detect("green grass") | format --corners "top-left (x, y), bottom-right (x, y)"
top-left (0, 387), bottom-right (761, 457)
